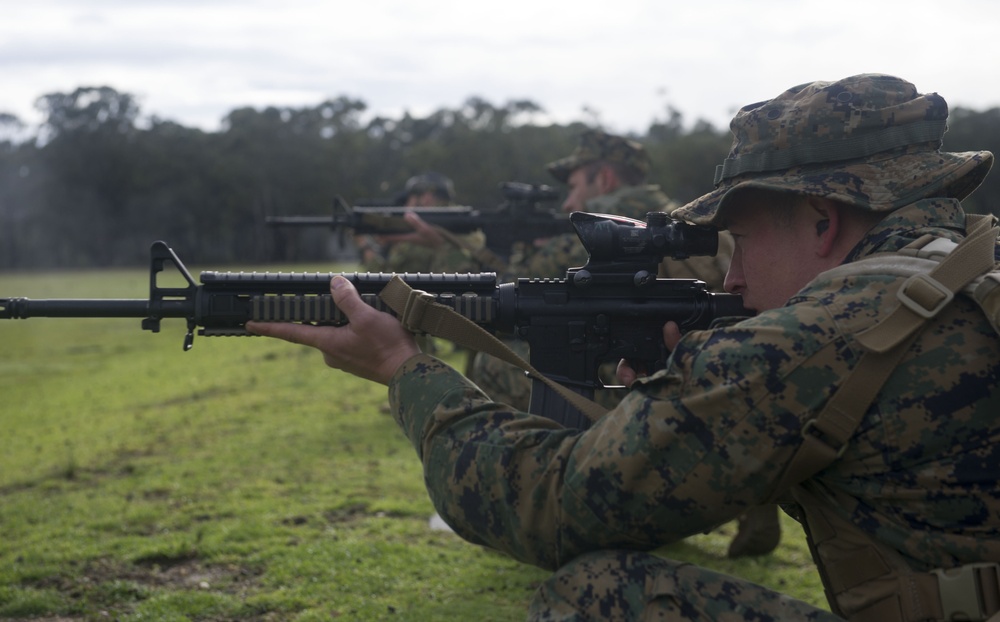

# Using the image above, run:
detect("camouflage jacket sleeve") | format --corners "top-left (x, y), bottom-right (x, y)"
top-left (388, 200), bottom-right (1000, 572)
top-left (387, 300), bottom-right (851, 570)
top-left (380, 231), bottom-right (487, 273)
top-left (429, 230), bottom-right (488, 272)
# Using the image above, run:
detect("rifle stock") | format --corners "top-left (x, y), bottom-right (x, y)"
top-left (1, 212), bottom-right (750, 428)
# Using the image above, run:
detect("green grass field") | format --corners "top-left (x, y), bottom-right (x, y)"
top-left (0, 264), bottom-right (828, 621)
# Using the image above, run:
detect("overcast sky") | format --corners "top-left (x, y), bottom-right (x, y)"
top-left (4, 0), bottom-right (1000, 136)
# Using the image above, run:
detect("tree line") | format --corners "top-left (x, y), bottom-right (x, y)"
top-left (1, 86), bottom-right (998, 269)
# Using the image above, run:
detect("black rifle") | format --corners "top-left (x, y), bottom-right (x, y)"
top-left (1, 212), bottom-right (749, 429)
top-left (265, 181), bottom-right (573, 263)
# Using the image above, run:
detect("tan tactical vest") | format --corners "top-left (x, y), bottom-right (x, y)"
top-left (771, 214), bottom-right (1000, 621)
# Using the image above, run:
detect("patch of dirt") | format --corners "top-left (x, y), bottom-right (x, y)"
top-left (20, 555), bottom-right (268, 620)
top-left (84, 555), bottom-right (263, 592)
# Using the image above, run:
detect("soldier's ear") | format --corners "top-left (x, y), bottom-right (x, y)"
top-left (595, 164), bottom-right (621, 193)
top-left (806, 197), bottom-right (840, 258)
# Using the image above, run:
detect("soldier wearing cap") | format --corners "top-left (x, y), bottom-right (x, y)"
top-left (506, 129), bottom-right (731, 281)
top-left (359, 172), bottom-right (485, 274)
top-left (250, 74), bottom-right (1000, 621)
top-left (547, 129), bottom-right (658, 214)
top-left (467, 130), bottom-right (677, 416)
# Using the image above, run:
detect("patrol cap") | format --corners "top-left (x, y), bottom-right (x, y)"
top-left (403, 172), bottom-right (455, 201)
top-left (672, 73), bottom-right (994, 226)
top-left (546, 129), bottom-right (650, 183)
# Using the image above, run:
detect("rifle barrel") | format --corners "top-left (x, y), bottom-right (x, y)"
top-left (264, 216), bottom-right (338, 227)
top-left (1, 298), bottom-right (152, 319)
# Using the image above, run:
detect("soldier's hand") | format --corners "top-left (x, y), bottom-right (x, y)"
top-left (246, 275), bottom-right (420, 385)
top-left (375, 211), bottom-right (447, 248)
top-left (616, 321), bottom-right (683, 387)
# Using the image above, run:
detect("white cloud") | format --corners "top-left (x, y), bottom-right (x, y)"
top-left (2, 0), bottom-right (998, 134)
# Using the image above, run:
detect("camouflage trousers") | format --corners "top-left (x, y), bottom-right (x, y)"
top-left (528, 550), bottom-right (841, 621)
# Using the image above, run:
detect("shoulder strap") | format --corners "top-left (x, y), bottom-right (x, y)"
top-left (766, 214), bottom-right (999, 503)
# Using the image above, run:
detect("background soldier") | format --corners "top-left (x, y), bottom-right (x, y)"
top-left (358, 171), bottom-right (486, 273)
top-left (471, 130), bottom-right (779, 558)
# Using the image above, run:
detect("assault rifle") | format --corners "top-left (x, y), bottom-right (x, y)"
top-left (265, 181), bottom-right (573, 263)
top-left (1, 212), bottom-right (749, 428)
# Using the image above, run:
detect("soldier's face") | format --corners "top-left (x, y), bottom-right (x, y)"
top-left (722, 201), bottom-right (823, 312)
top-left (562, 168), bottom-right (604, 213)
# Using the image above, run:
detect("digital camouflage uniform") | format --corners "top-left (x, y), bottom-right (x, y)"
top-left (386, 75), bottom-right (1000, 620)
top-left (366, 231), bottom-right (487, 273)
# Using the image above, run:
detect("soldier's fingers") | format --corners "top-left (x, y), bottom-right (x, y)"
top-left (245, 319), bottom-right (325, 348)
top-left (663, 321), bottom-right (683, 351)
top-left (616, 359), bottom-right (641, 387)
top-left (327, 275), bottom-right (367, 316)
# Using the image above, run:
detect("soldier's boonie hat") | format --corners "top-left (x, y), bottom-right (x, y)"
top-left (671, 73), bottom-right (994, 226)
top-left (546, 129), bottom-right (650, 183)
top-left (403, 172), bottom-right (455, 200)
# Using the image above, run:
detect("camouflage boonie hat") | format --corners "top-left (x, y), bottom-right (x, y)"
top-left (403, 172), bottom-right (455, 201)
top-left (672, 73), bottom-right (994, 226)
top-left (546, 129), bottom-right (650, 183)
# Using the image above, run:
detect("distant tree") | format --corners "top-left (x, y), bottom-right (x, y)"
top-left (647, 105), bottom-right (685, 143)
top-left (0, 112), bottom-right (27, 147)
top-left (3, 86), bottom-right (997, 269)
top-left (35, 86), bottom-right (140, 138)
top-left (645, 109), bottom-right (731, 204)
top-left (29, 86), bottom-right (144, 265)
top-left (942, 107), bottom-right (1000, 217)
top-left (0, 121), bottom-right (46, 267)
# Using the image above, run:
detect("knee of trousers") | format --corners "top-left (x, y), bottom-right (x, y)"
top-left (527, 549), bottom-right (838, 622)
top-left (527, 550), bottom-right (681, 621)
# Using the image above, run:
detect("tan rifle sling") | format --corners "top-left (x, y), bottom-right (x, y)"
top-left (376, 275), bottom-right (608, 424)
top-left (765, 214), bottom-right (1000, 621)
